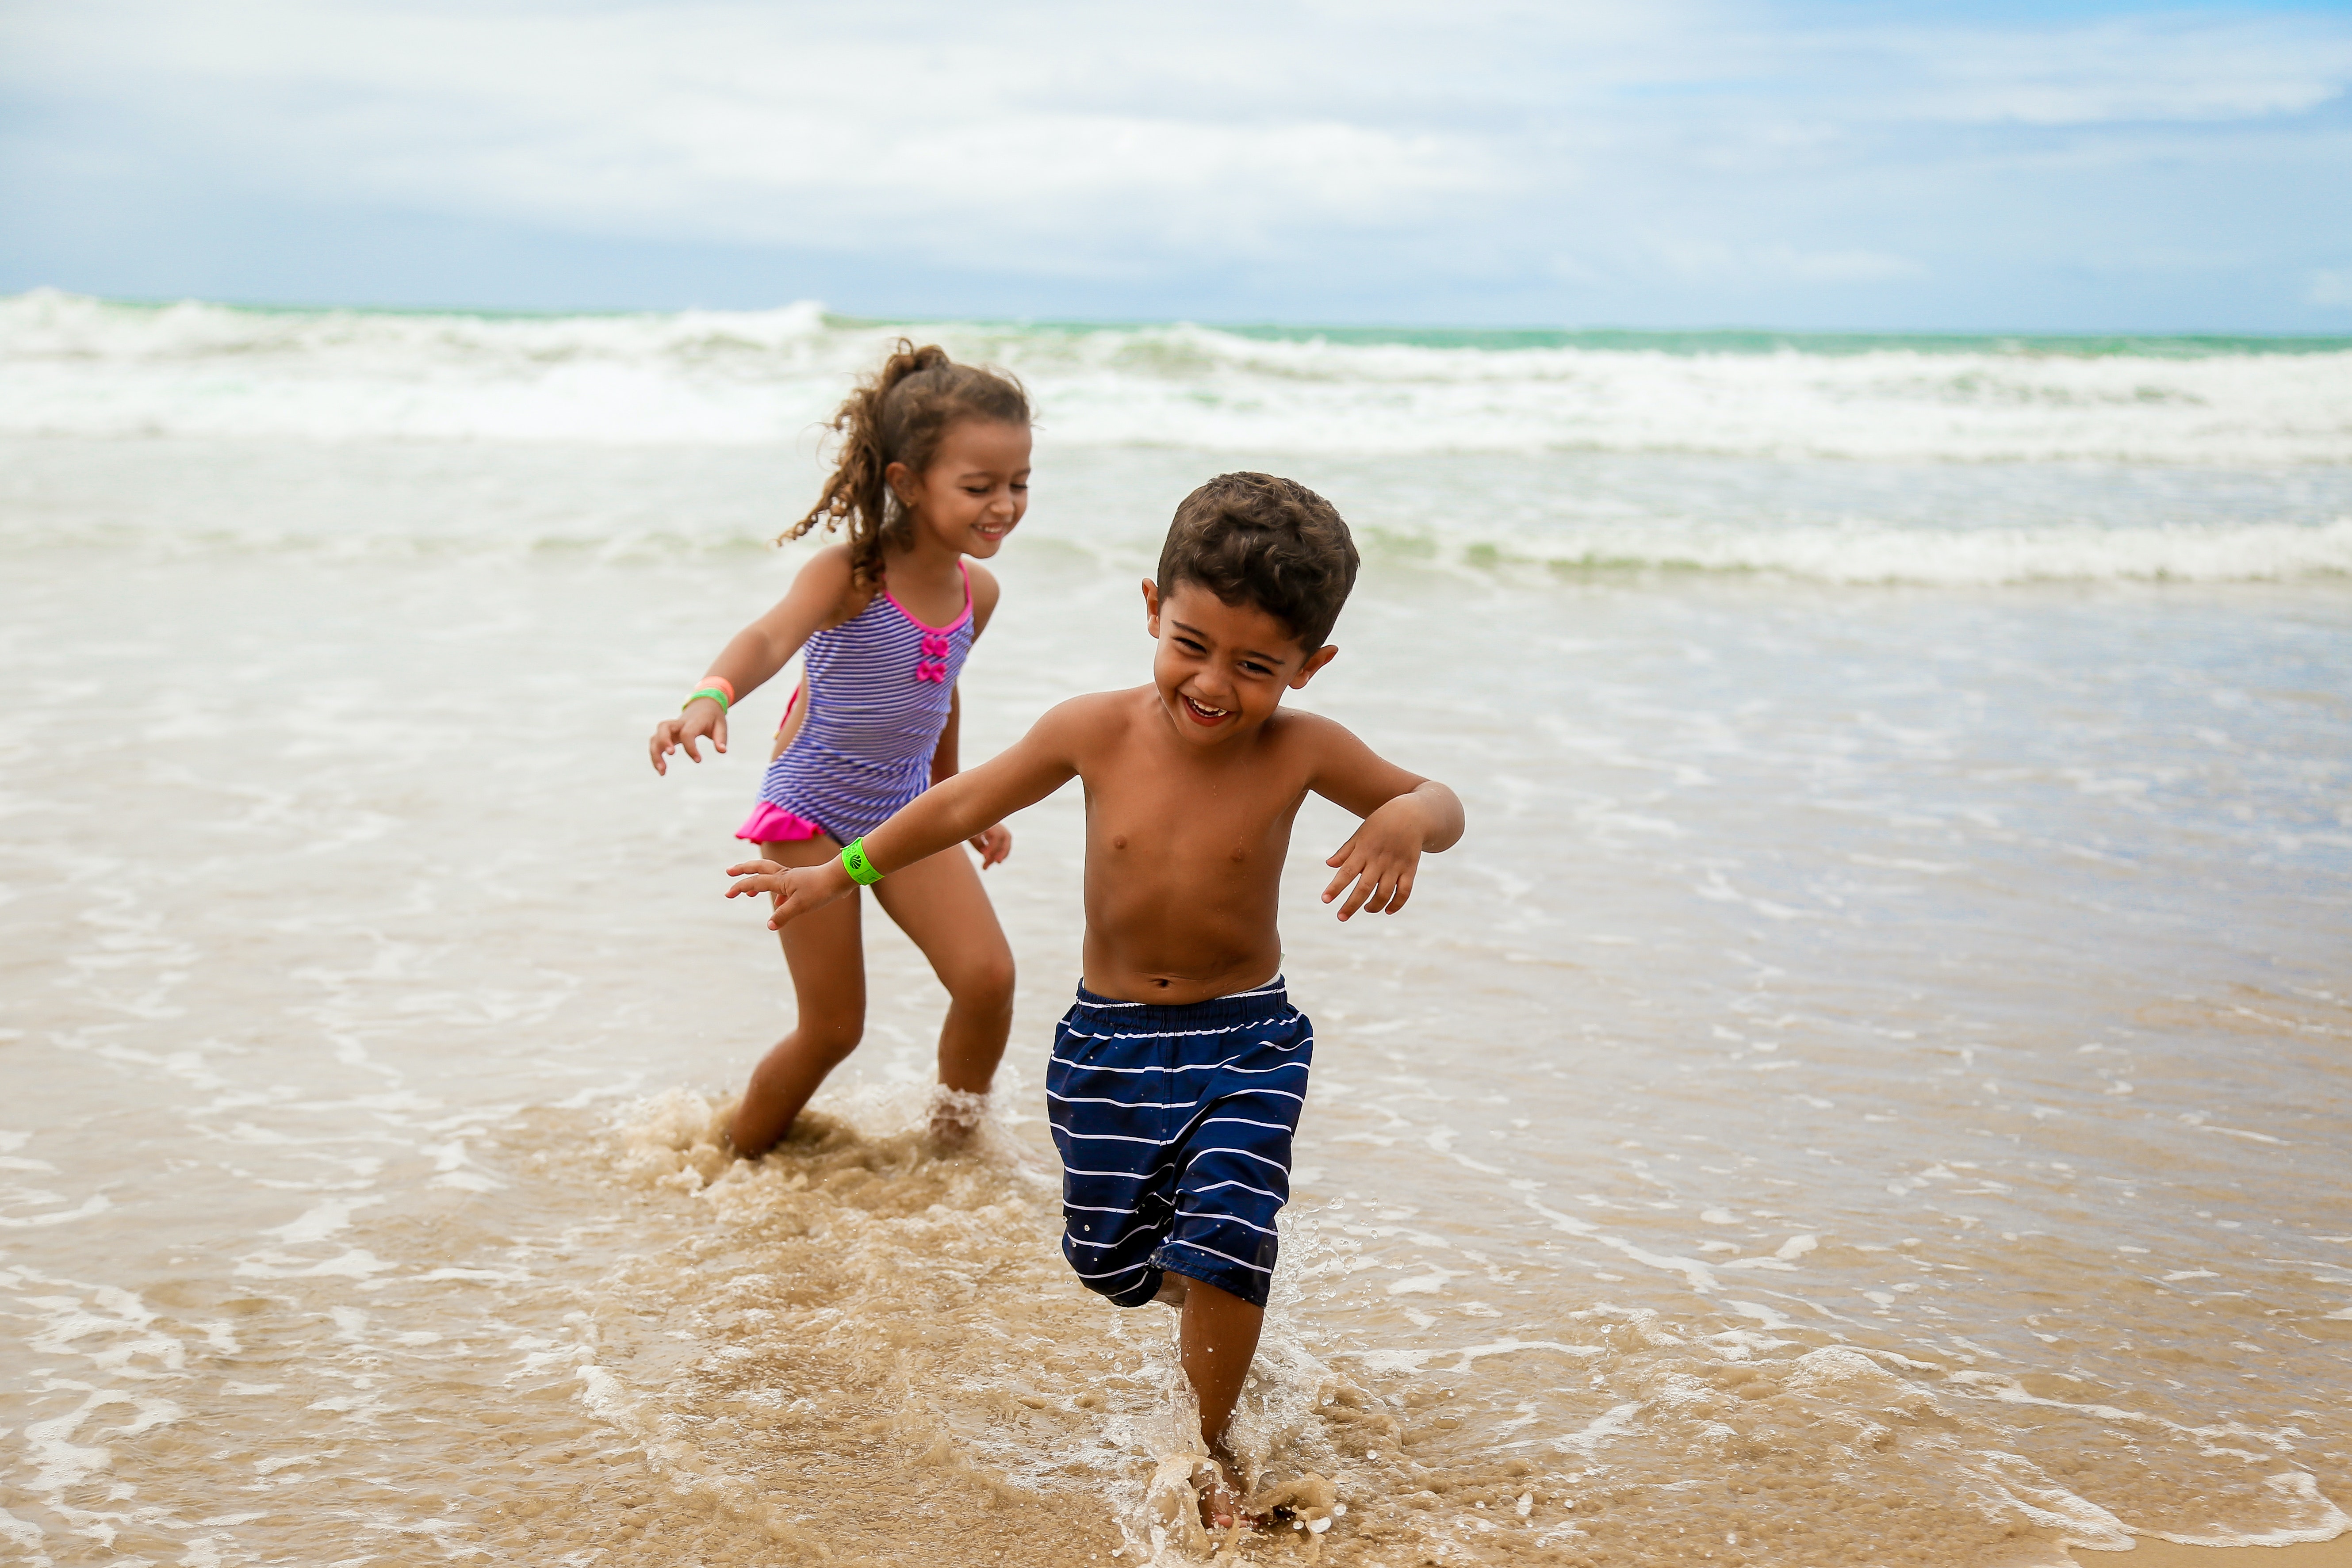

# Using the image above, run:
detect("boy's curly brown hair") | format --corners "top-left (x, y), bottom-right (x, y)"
top-left (783, 340), bottom-right (1029, 584)
top-left (1157, 472), bottom-right (1359, 652)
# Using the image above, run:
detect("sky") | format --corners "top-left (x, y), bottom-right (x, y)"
top-left (2, 0), bottom-right (2349, 330)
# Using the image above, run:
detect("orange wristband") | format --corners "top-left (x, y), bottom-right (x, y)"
top-left (699, 674), bottom-right (736, 705)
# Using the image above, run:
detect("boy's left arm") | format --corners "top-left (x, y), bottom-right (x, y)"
top-left (1300, 717), bottom-right (1466, 921)
top-left (930, 686), bottom-right (1011, 868)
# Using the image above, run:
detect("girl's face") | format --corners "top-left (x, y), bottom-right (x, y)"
top-left (888, 417), bottom-right (1031, 558)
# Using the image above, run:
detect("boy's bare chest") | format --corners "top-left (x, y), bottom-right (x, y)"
top-left (1082, 746), bottom-right (1310, 868)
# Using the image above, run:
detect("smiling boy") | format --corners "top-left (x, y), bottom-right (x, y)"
top-left (726, 471), bottom-right (1464, 1525)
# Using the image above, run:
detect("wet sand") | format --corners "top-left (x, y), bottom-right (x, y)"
top-left (3, 431), bottom-right (2347, 1564)
top-left (2078, 1541), bottom-right (2352, 1568)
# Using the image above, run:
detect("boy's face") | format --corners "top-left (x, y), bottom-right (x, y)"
top-left (1142, 579), bottom-right (1337, 746)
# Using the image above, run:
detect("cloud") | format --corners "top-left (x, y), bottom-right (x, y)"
top-left (2, 0), bottom-right (2349, 323)
top-left (4, 1), bottom-right (1535, 267)
top-left (2310, 268), bottom-right (2352, 307)
top-left (1827, 15), bottom-right (2352, 126)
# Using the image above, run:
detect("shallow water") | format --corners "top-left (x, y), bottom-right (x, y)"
top-left (2, 306), bottom-right (2350, 1565)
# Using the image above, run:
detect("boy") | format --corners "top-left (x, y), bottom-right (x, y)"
top-left (727, 471), bottom-right (1464, 1526)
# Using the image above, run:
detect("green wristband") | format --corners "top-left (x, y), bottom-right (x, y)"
top-left (841, 838), bottom-right (883, 885)
top-left (682, 687), bottom-right (731, 712)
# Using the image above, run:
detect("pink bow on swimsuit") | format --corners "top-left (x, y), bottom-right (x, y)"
top-left (914, 658), bottom-right (948, 682)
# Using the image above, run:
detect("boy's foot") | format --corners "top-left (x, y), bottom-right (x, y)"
top-left (1195, 1457), bottom-right (1260, 1535)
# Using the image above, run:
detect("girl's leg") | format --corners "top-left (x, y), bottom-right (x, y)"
top-left (731, 834), bottom-right (865, 1158)
top-left (869, 845), bottom-right (1015, 1133)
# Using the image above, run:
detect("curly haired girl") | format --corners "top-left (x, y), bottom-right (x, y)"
top-left (649, 341), bottom-right (1029, 1155)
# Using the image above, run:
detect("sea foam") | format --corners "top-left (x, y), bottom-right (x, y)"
top-left (6, 289), bottom-right (2351, 466)
top-left (5, 291), bottom-right (2349, 587)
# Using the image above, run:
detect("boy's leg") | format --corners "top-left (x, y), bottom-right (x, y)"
top-left (1048, 991), bottom-right (1179, 1308)
top-left (1179, 1276), bottom-right (1265, 1524)
top-left (870, 847), bottom-right (1015, 1135)
top-left (1153, 990), bottom-right (1310, 1523)
top-left (731, 834), bottom-right (866, 1158)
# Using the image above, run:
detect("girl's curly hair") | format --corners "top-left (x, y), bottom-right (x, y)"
top-left (782, 340), bottom-right (1030, 583)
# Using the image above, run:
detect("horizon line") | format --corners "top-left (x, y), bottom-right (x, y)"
top-left (11, 285), bottom-right (2352, 349)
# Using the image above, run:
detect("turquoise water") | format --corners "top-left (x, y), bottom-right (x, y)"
top-left (58, 292), bottom-right (2352, 359)
top-left (1033, 322), bottom-right (2352, 359)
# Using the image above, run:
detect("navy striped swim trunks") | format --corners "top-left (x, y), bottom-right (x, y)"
top-left (1046, 978), bottom-right (1313, 1311)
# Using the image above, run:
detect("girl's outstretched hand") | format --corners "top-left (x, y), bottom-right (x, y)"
top-left (649, 697), bottom-right (729, 775)
top-left (727, 858), bottom-right (855, 930)
top-left (1321, 797), bottom-right (1426, 921)
top-left (968, 823), bottom-right (1012, 869)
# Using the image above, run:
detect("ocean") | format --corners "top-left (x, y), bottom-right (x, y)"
top-left (1, 288), bottom-right (2347, 1566)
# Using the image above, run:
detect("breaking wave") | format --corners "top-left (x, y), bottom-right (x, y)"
top-left (6, 289), bottom-right (2351, 466)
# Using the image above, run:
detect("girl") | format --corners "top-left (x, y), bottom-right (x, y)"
top-left (649, 342), bottom-right (1028, 1156)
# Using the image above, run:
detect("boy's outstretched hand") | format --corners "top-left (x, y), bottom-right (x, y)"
top-left (968, 823), bottom-right (1013, 868)
top-left (727, 859), bottom-right (856, 930)
top-left (1322, 794), bottom-right (1433, 920)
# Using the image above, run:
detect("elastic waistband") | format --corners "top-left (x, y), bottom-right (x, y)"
top-left (1070, 976), bottom-right (1291, 1030)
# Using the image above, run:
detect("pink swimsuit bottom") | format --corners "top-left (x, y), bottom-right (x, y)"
top-left (737, 689), bottom-right (823, 842)
top-left (738, 799), bottom-right (824, 843)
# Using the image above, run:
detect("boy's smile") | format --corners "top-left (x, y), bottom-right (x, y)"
top-left (1180, 693), bottom-right (1232, 726)
top-left (1144, 580), bottom-right (1337, 744)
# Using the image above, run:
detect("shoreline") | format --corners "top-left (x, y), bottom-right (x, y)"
top-left (2072, 1538), bottom-right (2352, 1568)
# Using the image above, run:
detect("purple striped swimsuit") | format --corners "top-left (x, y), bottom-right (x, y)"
top-left (738, 563), bottom-right (976, 845)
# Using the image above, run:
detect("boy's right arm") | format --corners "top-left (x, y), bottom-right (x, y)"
top-left (650, 548), bottom-right (854, 775)
top-left (727, 696), bottom-right (1101, 929)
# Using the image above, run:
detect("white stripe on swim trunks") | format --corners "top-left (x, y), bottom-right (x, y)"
top-left (1173, 1205), bottom-right (1280, 1238)
top-left (1065, 1231), bottom-right (1153, 1251)
top-left (1188, 1145), bottom-right (1290, 1175)
top-left (1061, 1021), bottom-right (1304, 1043)
top-left (1069, 1258), bottom-right (1154, 1282)
top-left (1054, 1056), bottom-right (1308, 1077)
top-left (1058, 1145), bottom-right (1290, 1182)
top-left (1074, 982), bottom-right (1286, 1010)
top-left (1200, 1114), bottom-right (1297, 1134)
top-left (1163, 1239), bottom-right (1273, 1276)
top-left (1047, 1086), bottom-right (1305, 1110)
top-left (1070, 1204), bottom-right (1278, 1250)
top-left (1190, 1177), bottom-right (1285, 1204)
top-left (1067, 1178), bottom-right (1278, 1224)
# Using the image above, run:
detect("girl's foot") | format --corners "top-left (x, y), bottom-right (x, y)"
top-left (927, 1086), bottom-right (989, 1147)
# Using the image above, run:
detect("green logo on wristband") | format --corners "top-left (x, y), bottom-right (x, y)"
top-left (841, 838), bottom-right (883, 885)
